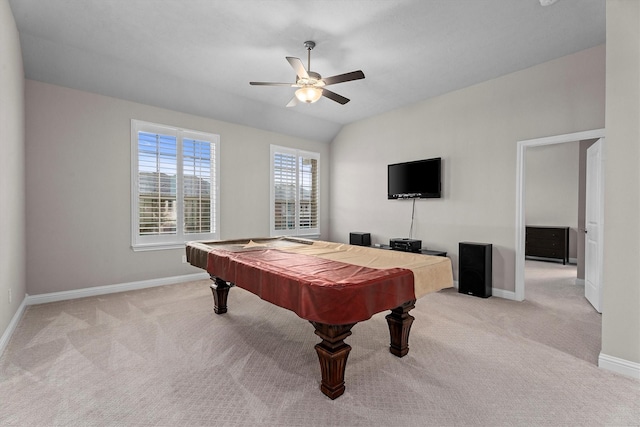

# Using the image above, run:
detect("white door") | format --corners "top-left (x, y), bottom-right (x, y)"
top-left (585, 138), bottom-right (604, 312)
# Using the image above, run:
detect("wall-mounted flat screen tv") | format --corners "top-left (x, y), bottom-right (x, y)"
top-left (388, 157), bottom-right (441, 199)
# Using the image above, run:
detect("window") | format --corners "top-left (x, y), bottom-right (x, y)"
top-left (270, 145), bottom-right (319, 237)
top-left (131, 120), bottom-right (219, 250)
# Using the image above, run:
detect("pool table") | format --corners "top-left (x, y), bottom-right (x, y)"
top-left (186, 237), bottom-right (453, 399)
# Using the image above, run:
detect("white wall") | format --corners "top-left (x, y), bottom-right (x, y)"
top-left (602, 0), bottom-right (640, 369)
top-left (525, 141), bottom-right (579, 259)
top-left (24, 80), bottom-right (329, 295)
top-left (0, 0), bottom-right (25, 339)
top-left (330, 45), bottom-right (605, 293)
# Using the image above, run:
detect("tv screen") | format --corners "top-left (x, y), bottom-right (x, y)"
top-left (388, 157), bottom-right (441, 199)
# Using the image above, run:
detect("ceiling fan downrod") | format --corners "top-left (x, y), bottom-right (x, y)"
top-left (304, 40), bottom-right (315, 72)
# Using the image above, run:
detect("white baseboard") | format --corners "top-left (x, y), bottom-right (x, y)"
top-left (599, 352), bottom-right (640, 379)
top-left (0, 296), bottom-right (28, 357)
top-left (575, 278), bottom-right (585, 286)
top-left (452, 280), bottom-right (517, 301)
top-left (491, 288), bottom-right (517, 300)
top-left (526, 256), bottom-right (576, 265)
top-left (26, 272), bottom-right (209, 306)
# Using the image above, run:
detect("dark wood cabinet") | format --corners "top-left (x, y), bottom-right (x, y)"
top-left (525, 226), bottom-right (569, 264)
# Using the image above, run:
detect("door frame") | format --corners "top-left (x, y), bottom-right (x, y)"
top-left (515, 128), bottom-right (605, 301)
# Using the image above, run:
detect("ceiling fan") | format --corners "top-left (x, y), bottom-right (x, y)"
top-left (250, 41), bottom-right (365, 107)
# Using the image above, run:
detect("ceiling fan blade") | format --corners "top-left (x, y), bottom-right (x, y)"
top-left (322, 88), bottom-right (350, 105)
top-left (249, 81), bottom-right (296, 86)
top-left (286, 96), bottom-right (299, 108)
top-left (286, 56), bottom-right (309, 79)
top-left (322, 70), bottom-right (365, 86)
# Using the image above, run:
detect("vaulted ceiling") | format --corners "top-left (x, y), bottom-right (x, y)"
top-left (9, 0), bottom-right (605, 143)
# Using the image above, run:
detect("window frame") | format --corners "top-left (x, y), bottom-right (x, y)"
top-left (270, 145), bottom-right (320, 238)
top-left (131, 119), bottom-right (220, 251)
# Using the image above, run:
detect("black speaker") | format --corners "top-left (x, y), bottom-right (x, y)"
top-left (349, 232), bottom-right (371, 246)
top-left (458, 242), bottom-right (492, 298)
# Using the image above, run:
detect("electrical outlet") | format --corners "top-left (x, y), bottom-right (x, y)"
top-left (182, 255), bottom-right (187, 264)
top-left (8, 288), bottom-right (12, 304)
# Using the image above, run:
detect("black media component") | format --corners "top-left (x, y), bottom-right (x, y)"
top-left (458, 242), bottom-right (492, 298)
top-left (390, 238), bottom-right (422, 253)
top-left (349, 232), bottom-right (371, 246)
top-left (420, 249), bottom-right (447, 257)
top-left (388, 157), bottom-right (441, 199)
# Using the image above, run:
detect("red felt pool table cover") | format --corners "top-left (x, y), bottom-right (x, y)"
top-left (187, 238), bottom-right (453, 324)
top-left (205, 247), bottom-right (415, 324)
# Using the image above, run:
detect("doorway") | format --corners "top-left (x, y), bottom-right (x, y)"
top-left (515, 129), bottom-right (605, 302)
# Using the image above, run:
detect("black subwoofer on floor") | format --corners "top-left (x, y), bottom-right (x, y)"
top-left (458, 242), bottom-right (492, 298)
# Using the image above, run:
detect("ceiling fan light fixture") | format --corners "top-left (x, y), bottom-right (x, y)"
top-left (295, 86), bottom-right (323, 103)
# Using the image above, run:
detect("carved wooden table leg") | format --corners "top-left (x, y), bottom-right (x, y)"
top-left (385, 299), bottom-right (416, 357)
top-left (209, 276), bottom-right (233, 314)
top-left (310, 322), bottom-right (356, 399)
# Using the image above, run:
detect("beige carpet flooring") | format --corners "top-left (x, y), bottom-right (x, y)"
top-left (1, 260), bottom-right (639, 426)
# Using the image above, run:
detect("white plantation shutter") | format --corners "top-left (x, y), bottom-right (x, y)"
top-left (182, 137), bottom-right (215, 235)
top-left (273, 151), bottom-right (297, 232)
top-left (132, 120), bottom-right (219, 250)
top-left (270, 145), bottom-right (320, 237)
top-left (137, 131), bottom-right (178, 236)
top-left (299, 155), bottom-right (318, 231)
